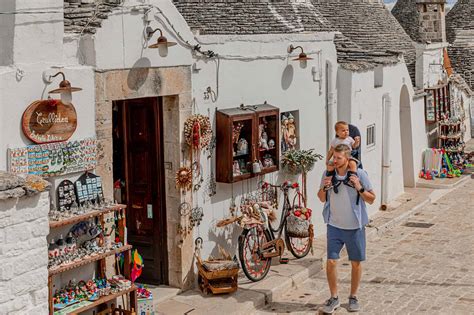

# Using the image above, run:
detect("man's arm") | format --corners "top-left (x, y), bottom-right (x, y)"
top-left (349, 174), bottom-right (376, 205)
top-left (318, 176), bottom-right (331, 202)
top-left (317, 188), bottom-right (327, 203)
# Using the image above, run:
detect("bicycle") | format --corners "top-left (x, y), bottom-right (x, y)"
top-left (238, 181), bottom-right (313, 282)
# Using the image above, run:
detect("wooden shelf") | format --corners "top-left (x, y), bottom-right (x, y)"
top-left (260, 165), bottom-right (278, 175)
top-left (439, 133), bottom-right (462, 140)
top-left (49, 245), bottom-right (132, 276)
top-left (50, 204), bottom-right (127, 229)
top-left (55, 285), bottom-right (137, 315)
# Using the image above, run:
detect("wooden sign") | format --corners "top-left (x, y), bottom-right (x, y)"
top-left (22, 99), bottom-right (77, 144)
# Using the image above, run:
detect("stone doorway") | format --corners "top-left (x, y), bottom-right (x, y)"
top-left (94, 66), bottom-right (195, 289)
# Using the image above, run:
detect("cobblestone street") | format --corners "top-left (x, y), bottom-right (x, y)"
top-left (257, 179), bottom-right (474, 314)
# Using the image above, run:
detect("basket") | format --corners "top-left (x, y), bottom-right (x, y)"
top-left (286, 192), bottom-right (311, 238)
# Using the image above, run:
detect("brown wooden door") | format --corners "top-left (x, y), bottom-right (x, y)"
top-left (120, 97), bottom-right (168, 285)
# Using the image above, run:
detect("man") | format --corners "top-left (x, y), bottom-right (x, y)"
top-left (317, 144), bottom-right (376, 313)
top-left (349, 124), bottom-right (362, 167)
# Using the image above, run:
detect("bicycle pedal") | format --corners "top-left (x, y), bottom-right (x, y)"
top-left (279, 257), bottom-right (289, 264)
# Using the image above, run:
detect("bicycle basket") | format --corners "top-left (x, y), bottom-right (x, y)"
top-left (286, 192), bottom-right (312, 238)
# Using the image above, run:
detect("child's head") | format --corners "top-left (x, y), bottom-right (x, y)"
top-left (335, 121), bottom-right (349, 139)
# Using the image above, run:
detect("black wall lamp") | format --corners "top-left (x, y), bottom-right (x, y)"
top-left (288, 45), bottom-right (313, 61)
top-left (146, 26), bottom-right (177, 49)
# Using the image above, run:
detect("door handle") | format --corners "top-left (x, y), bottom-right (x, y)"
top-left (132, 204), bottom-right (143, 209)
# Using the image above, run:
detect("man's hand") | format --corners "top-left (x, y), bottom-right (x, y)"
top-left (323, 177), bottom-right (332, 189)
top-left (350, 175), bottom-right (362, 191)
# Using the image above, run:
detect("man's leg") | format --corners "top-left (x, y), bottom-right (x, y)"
top-left (350, 260), bottom-right (362, 296)
top-left (322, 225), bottom-right (344, 313)
top-left (327, 259), bottom-right (338, 297)
top-left (345, 228), bottom-right (365, 312)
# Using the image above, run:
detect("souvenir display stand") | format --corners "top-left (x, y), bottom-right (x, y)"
top-left (216, 103), bottom-right (279, 183)
top-left (48, 204), bottom-right (137, 315)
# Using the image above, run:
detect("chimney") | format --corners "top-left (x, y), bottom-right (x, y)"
top-left (416, 0), bottom-right (447, 43)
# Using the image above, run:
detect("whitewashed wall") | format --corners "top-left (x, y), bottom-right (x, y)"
top-left (0, 192), bottom-right (50, 314)
top-left (336, 61), bottom-right (419, 214)
top-left (415, 43), bottom-right (448, 89)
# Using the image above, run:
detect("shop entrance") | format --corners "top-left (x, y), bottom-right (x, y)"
top-left (113, 97), bottom-right (168, 285)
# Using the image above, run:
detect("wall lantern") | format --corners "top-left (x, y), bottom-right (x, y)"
top-left (45, 71), bottom-right (82, 105)
top-left (288, 45), bottom-right (313, 62)
top-left (146, 26), bottom-right (177, 49)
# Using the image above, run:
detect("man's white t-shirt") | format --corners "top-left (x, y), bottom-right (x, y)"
top-left (327, 174), bottom-right (359, 229)
top-left (330, 136), bottom-right (355, 149)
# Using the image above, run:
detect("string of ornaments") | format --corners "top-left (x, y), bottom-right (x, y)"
top-left (175, 113), bottom-right (213, 237)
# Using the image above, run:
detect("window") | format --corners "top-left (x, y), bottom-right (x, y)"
top-left (367, 124), bottom-right (375, 147)
top-left (374, 66), bottom-right (383, 88)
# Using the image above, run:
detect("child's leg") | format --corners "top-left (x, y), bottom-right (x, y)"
top-left (348, 159), bottom-right (358, 174)
top-left (326, 161), bottom-right (336, 177)
top-left (345, 159), bottom-right (359, 186)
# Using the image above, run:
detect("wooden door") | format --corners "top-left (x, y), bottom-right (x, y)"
top-left (120, 97), bottom-right (168, 285)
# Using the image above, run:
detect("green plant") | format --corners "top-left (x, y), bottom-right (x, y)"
top-left (281, 149), bottom-right (323, 205)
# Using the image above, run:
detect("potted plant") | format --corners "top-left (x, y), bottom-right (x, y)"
top-left (281, 149), bottom-right (323, 205)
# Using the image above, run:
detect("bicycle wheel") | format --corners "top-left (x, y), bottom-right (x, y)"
top-left (285, 225), bottom-right (311, 259)
top-left (238, 227), bottom-right (272, 282)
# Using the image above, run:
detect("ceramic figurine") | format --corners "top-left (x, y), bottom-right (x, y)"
top-left (237, 138), bottom-right (249, 155)
top-left (233, 160), bottom-right (241, 176)
top-left (281, 115), bottom-right (289, 152)
top-left (48, 238), bottom-right (59, 258)
top-left (268, 139), bottom-right (275, 149)
top-left (287, 113), bottom-right (297, 150)
top-left (252, 159), bottom-right (262, 174)
top-left (65, 232), bottom-right (76, 253)
top-left (263, 155), bottom-right (274, 168)
top-left (56, 234), bottom-right (66, 256)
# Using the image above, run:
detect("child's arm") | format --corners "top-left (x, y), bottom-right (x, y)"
top-left (353, 136), bottom-right (361, 149)
top-left (326, 147), bottom-right (334, 164)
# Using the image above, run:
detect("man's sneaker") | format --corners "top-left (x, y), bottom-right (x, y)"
top-left (348, 296), bottom-right (361, 312)
top-left (321, 296), bottom-right (340, 314)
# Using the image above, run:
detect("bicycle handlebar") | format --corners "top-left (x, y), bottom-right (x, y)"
top-left (261, 181), bottom-right (299, 190)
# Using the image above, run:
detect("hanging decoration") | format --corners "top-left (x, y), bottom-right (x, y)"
top-left (190, 206), bottom-right (204, 227)
top-left (184, 114), bottom-right (213, 175)
top-left (177, 202), bottom-right (192, 236)
top-left (175, 166), bottom-right (193, 191)
top-left (131, 249), bottom-right (144, 282)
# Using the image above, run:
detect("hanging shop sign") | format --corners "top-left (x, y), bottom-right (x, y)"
top-left (22, 99), bottom-right (77, 144)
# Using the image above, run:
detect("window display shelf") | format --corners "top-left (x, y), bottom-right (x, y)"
top-left (49, 245), bottom-right (132, 276)
top-left (49, 204), bottom-right (127, 229)
top-left (216, 103), bottom-right (280, 183)
top-left (54, 285), bottom-right (137, 315)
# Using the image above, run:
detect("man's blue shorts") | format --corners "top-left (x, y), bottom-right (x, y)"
top-left (327, 224), bottom-right (366, 261)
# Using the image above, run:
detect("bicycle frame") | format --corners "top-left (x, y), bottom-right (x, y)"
top-left (258, 182), bottom-right (297, 257)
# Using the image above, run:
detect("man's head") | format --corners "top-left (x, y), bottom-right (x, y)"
top-left (333, 144), bottom-right (351, 168)
top-left (335, 121), bottom-right (349, 139)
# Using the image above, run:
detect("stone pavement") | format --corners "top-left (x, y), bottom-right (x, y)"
top-left (257, 178), bottom-right (474, 314)
top-left (155, 177), bottom-right (473, 315)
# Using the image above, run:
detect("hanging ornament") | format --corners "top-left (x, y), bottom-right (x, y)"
top-left (175, 166), bottom-right (193, 191)
top-left (190, 207), bottom-right (204, 227)
top-left (184, 114), bottom-right (212, 176)
top-left (184, 114), bottom-right (212, 149)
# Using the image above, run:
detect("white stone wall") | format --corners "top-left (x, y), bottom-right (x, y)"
top-left (336, 58), bottom-right (429, 208)
top-left (415, 42), bottom-right (448, 89)
top-left (0, 192), bottom-right (50, 314)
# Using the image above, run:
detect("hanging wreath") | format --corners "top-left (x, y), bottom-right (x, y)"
top-left (175, 166), bottom-right (193, 191)
top-left (184, 114), bottom-right (212, 149)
